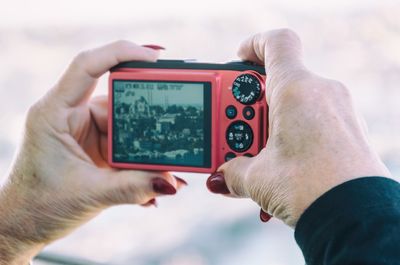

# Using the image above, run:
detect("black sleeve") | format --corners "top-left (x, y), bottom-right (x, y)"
top-left (294, 177), bottom-right (400, 265)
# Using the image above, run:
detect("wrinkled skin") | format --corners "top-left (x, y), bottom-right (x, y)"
top-left (0, 41), bottom-right (182, 264)
top-left (212, 29), bottom-right (392, 227)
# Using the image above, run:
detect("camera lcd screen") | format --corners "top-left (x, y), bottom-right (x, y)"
top-left (112, 80), bottom-right (212, 167)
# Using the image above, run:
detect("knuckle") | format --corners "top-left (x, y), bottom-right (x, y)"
top-left (111, 40), bottom-right (138, 53)
top-left (275, 28), bottom-right (299, 40)
top-left (25, 96), bottom-right (62, 131)
top-left (313, 79), bottom-right (353, 104)
top-left (264, 28), bottom-right (301, 49)
top-left (26, 101), bottom-right (43, 127)
top-left (329, 80), bottom-right (351, 97)
top-left (113, 39), bottom-right (134, 48)
top-left (72, 50), bottom-right (91, 67)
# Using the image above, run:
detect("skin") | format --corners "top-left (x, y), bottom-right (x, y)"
top-left (211, 29), bottom-right (393, 227)
top-left (0, 41), bottom-right (183, 264)
top-left (0, 28), bottom-right (394, 264)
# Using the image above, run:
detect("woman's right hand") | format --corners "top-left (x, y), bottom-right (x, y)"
top-left (207, 29), bottom-right (392, 227)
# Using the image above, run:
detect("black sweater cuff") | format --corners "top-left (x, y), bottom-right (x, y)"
top-left (294, 177), bottom-right (400, 265)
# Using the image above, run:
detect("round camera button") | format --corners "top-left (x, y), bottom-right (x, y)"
top-left (243, 106), bottom-right (255, 120)
top-left (225, 152), bottom-right (237, 162)
top-left (225, 105), bottom-right (237, 119)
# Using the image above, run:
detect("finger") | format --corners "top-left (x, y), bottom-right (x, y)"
top-left (237, 29), bottom-right (307, 98)
top-left (238, 28), bottom-right (304, 71)
top-left (260, 208), bottom-right (272, 222)
top-left (50, 40), bottom-right (160, 107)
top-left (173, 175), bottom-right (188, 189)
top-left (89, 95), bottom-right (109, 162)
top-left (89, 95), bottom-right (108, 134)
top-left (141, 198), bottom-right (158, 208)
top-left (140, 176), bottom-right (187, 208)
top-left (207, 156), bottom-right (253, 198)
top-left (99, 134), bottom-right (107, 162)
top-left (95, 169), bottom-right (180, 206)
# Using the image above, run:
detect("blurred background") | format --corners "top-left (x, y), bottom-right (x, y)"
top-left (1, 0), bottom-right (400, 264)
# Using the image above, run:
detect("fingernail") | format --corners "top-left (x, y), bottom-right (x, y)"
top-left (206, 172), bottom-right (230, 194)
top-left (152, 178), bottom-right (177, 195)
top-left (142, 198), bottom-right (158, 208)
top-left (174, 175), bottom-right (188, 186)
top-left (260, 209), bottom-right (272, 223)
top-left (142, 44), bottom-right (166, 50)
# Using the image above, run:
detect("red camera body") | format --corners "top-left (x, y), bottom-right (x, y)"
top-left (108, 60), bottom-right (268, 173)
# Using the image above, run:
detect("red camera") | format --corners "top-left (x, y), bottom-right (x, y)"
top-left (108, 60), bottom-right (268, 173)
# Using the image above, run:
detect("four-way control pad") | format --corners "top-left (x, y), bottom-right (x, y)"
top-left (226, 121), bottom-right (254, 153)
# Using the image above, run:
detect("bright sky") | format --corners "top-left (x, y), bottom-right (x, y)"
top-left (0, 0), bottom-right (391, 28)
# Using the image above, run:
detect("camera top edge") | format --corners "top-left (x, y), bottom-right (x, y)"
top-left (110, 60), bottom-right (266, 75)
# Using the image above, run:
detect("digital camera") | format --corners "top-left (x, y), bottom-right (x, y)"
top-left (108, 60), bottom-right (268, 173)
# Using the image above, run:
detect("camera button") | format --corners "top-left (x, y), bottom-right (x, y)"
top-left (243, 106), bottom-right (255, 120)
top-left (225, 105), bottom-right (237, 119)
top-left (226, 121), bottom-right (253, 152)
top-left (225, 152), bottom-right (237, 162)
top-left (232, 74), bottom-right (262, 105)
top-left (244, 153), bottom-right (253, 157)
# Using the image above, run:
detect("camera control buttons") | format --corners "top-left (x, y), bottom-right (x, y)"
top-left (225, 105), bottom-right (237, 119)
top-left (232, 74), bottom-right (262, 105)
top-left (244, 153), bottom-right (253, 157)
top-left (226, 121), bottom-right (253, 152)
top-left (225, 152), bottom-right (237, 162)
top-left (243, 106), bottom-right (255, 120)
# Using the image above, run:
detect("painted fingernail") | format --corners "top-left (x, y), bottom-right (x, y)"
top-left (260, 209), bottom-right (272, 223)
top-left (174, 175), bottom-right (188, 186)
top-left (206, 172), bottom-right (230, 194)
top-left (152, 178), bottom-right (177, 195)
top-left (142, 198), bottom-right (158, 208)
top-left (142, 44), bottom-right (166, 50)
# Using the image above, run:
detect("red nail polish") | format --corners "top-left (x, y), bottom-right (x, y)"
top-left (206, 172), bottom-right (230, 194)
top-left (260, 209), bottom-right (272, 223)
top-left (174, 175), bottom-right (188, 186)
top-left (142, 44), bottom-right (165, 50)
top-left (142, 198), bottom-right (158, 207)
top-left (152, 178), bottom-right (177, 195)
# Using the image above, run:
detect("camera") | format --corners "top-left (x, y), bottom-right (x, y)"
top-left (108, 60), bottom-right (268, 173)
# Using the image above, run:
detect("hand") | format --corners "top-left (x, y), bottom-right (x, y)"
top-left (207, 29), bottom-right (392, 227)
top-left (0, 41), bottom-right (185, 264)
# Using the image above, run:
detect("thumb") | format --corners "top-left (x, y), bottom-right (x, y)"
top-left (238, 28), bottom-right (303, 71)
top-left (49, 41), bottom-right (160, 107)
top-left (237, 29), bottom-right (306, 99)
top-left (207, 155), bottom-right (273, 223)
top-left (207, 156), bottom-right (253, 198)
top-left (93, 169), bottom-right (179, 206)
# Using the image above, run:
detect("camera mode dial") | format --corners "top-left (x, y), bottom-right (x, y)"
top-left (232, 74), bottom-right (262, 105)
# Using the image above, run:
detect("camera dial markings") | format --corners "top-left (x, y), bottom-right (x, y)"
top-left (226, 121), bottom-right (253, 152)
top-left (232, 74), bottom-right (262, 105)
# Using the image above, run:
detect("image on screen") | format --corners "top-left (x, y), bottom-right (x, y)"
top-left (112, 80), bottom-right (211, 167)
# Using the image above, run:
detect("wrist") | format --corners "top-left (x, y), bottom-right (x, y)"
top-left (0, 176), bottom-right (45, 264)
top-left (0, 234), bottom-right (42, 265)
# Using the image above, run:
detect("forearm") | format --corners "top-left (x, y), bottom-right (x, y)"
top-left (0, 235), bottom-right (42, 265)
top-left (0, 178), bottom-right (44, 265)
top-left (295, 177), bottom-right (400, 265)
